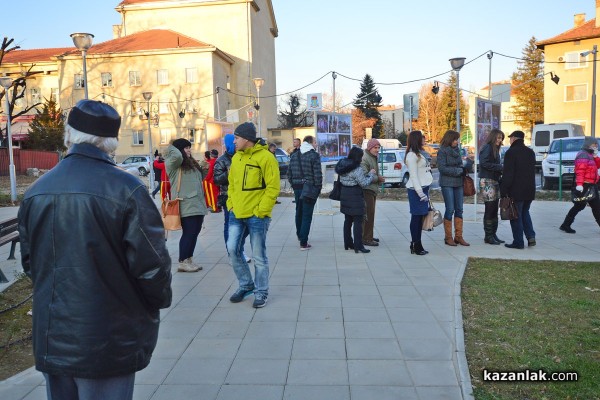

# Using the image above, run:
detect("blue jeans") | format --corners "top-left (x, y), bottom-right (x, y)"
top-left (298, 197), bottom-right (316, 246)
top-left (227, 213), bottom-right (270, 296)
top-left (509, 200), bottom-right (535, 247)
top-left (441, 186), bottom-right (464, 220)
top-left (44, 373), bottom-right (135, 400)
top-left (179, 215), bottom-right (204, 262)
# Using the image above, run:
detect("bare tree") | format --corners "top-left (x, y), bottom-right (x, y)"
top-left (413, 83), bottom-right (443, 142)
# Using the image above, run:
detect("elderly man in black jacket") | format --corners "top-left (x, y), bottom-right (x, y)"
top-left (18, 100), bottom-right (172, 400)
top-left (500, 130), bottom-right (537, 249)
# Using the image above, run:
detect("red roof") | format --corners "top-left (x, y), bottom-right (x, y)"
top-left (2, 47), bottom-right (72, 64)
top-left (537, 19), bottom-right (600, 48)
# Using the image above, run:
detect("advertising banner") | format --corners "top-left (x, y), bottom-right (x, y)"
top-left (315, 111), bottom-right (352, 161)
top-left (475, 98), bottom-right (501, 150)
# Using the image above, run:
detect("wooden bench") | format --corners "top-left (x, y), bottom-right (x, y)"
top-left (0, 217), bottom-right (19, 283)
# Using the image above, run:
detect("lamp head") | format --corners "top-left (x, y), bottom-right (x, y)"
top-left (0, 77), bottom-right (13, 89)
top-left (449, 57), bottom-right (466, 71)
top-left (431, 81), bottom-right (440, 94)
top-left (70, 33), bottom-right (94, 51)
top-left (179, 110), bottom-right (185, 118)
top-left (142, 91), bottom-right (153, 101)
top-left (253, 78), bottom-right (265, 90)
top-left (332, 71), bottom-right (338, 80)
top-left (487, 51), bottom-right (494, 60)
top-left (550, 72), bottom-right (560, 85)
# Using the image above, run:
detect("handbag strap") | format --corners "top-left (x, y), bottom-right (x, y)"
top-left (175, 168), bottom-right (182, 198)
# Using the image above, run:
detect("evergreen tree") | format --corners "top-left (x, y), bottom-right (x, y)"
top-left (24, 97), bottom-right (65, 151)
top-left (353, 74), bottom-right (383, 138)
top-left (511, 36), bottom-right (545, 132)
top-left (437, 73), bottom-right (467, 136)
top-left (277, 93), bottom-right (311, 128)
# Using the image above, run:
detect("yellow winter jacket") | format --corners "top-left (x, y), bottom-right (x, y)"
top-left (227, 141), bottom-right (280, 218)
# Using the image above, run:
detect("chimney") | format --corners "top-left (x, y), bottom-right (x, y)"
top-left (574, 13), bottom-right (586, 28)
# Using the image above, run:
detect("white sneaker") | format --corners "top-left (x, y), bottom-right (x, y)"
top-left (177, 258), bottom-right (202, 272)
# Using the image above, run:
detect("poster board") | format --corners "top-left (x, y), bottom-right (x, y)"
top-left (475, 98), bottom-right (501, 150)
top-left (315, 111), bottom-right (352, 162)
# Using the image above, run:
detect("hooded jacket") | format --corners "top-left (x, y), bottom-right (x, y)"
top-left (18, 143), bottom-right (172, 378)
top-left (227, 140), bottom-right (280, 218)
top-left (335, 158), bottom-right (376, 216)
top-left (165, 144), bottom-right (209, 218)
top-left (299, 141), bottom-right (323, 188)
top-left (213, 134), bottom-right (236, 200)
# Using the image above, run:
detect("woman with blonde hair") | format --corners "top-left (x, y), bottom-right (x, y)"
top-left (404, 130), bottom-right (433, 255)
top-left (479, 128), bottom-right (505, 244)
top-left (437, 130), bottom-right (470, 246)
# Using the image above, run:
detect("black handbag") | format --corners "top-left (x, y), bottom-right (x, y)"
top-left (571, 183), bottom-right (598, 203)
top-left (299, 155), bottom-right (321, 200)
top-left (329, 176), bottom-right (341, 201)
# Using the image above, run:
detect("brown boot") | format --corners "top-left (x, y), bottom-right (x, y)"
top-left (454, 217), bottom-right (470, 246)
top-left (444, 219), bottom-right (457, 246)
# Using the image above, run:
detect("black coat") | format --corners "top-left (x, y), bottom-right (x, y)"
top-left (500, 139), bottom-right (536, 201)
top-left (479, 143), bottom-right (503, 181)
top-left (18, 143), bottom-right (172, 378)
top-left (335, 158), bottom-right (368, 216)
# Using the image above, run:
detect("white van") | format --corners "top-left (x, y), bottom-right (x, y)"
top-left (531, 123), bottom-right (584, 167)
top-left (361, 138), bottom-right (401, 150)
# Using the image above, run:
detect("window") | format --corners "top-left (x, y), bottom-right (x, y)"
top-left (534, 131), bottom-right (550, 146)
top-left (160, 129), bottom-right (171, 145)
top-left (564, 51), bottom-right (588, 70)
top-left (50, 88), bottom-right (58, 102)
top-left (132, 130), bottom-right (144, 145)
top-left (101, 73), bottom-right (112, 88)
top-left (565, 84), bottom-right (587, 102)
top-left (553, 129), bottom-right (569, 140)
top-left (157, 69), bottom-right (169, 85)
top-left (185, 68), bottom-right (198, 83)
top-left (129, 71), bottom-right (141, 87)
top-left (30, 88), bottom-right (41, 105)
top-left (74, 74), bottom-right (84, 89)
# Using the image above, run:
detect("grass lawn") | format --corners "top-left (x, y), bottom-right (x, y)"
top-left (462, 258), bottom-right (600, 400)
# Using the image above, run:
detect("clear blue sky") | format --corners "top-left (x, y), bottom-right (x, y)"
top-left (3, 0), bottom-right (597, 107)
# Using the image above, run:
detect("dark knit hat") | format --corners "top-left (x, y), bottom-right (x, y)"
top-left (234, 122), bottom-right (258, 142)
top-left (210, 149), bottom-right (218, 157)
top-left (508, 130), bottom-right (525, 139)
top-left (67, 100), bottom-right (121, 137)
top-left (173, 138), bottom-right (192, 152)
top-left (582, 136), bottom-right (598, 150)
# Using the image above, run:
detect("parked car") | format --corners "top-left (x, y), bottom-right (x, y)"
top-left (275, 148), bottom-right (288, 157)
top-left (276, 154), bottom-right (290, 177)
top-left (423, 144), bottom-right (438, 168)
top-left (117, 155), bottom-right (152, 176)
top-left (532, 123), bottom-right (584, 168)
top-left (500, 145), bottom-right (510, 164)
top-left (377, 149), bottom-right (409, 187)
top-left (540, 136), bottom-right (600, 190)
top-left (460, 146), bottom-right (475, 173)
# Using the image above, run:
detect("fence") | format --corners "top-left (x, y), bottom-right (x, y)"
top-left (0, 148), bottom-right (60, 176)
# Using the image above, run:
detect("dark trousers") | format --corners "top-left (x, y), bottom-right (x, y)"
top-left (563, 196), bottom-right (600, 227)
top-left (293, 188), bottom-right (303, 240)
top-left (298, 197), bottom-right (316, 246)
top-left (344, 214), bottom-right (364, 249)
top-left (484, 200), bottom-right (499, 220)
top-left (151, 182), bottom-right (161, 196)
top-left (179, 215), bottom-right (204, 262)
top-left (509, 200), bottom-right (535, 247)
top-left (410, 215), bottom-right (424, 242)
top-left (362, 190), bottom-right (376, 241)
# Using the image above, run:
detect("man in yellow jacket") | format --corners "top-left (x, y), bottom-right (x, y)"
top-left (227, 122), bottom-right (280, 308)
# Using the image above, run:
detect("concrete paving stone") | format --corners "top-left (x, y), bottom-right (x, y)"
top-left (132, 384), bottom-right (158, 400)
top-left (409, 276), bottom-right (451, 286)
top-left (149, 384), bottom-right (220, 400)
top-left (403, 267), bottom-right (443, 277)
top-left (337, 273), bottom-right (375, 286)
top-left (295, 321), bottom-right (345, 338)
top-left (176, 294), bottom-right (223, 308)
top-left (251, 306), bottom-right (299, 322)
top-left (236, 338), bottom-right (293, 359)
top-left (300, 295), bottom-right (342, 308)
top-left (430, 306), bottom-right (456, 322)
top-left (423, 295), bottom-right (453, 309)
top-left (372, 275), bottom-right (413, 285)
top-left (344, 321), bottom-right (396, 339)
top-left (157, 321), bottom-right (202, 339)
top-left (381, 295), bottom-right (428, 308)
top-left (386, 307), bottom-right (437, 323)
top-left (161, 306), bottom-right (212, 323)
top-left (297, 306), bottom-right (343, 322)
top-left (283, 385), bottom-right (350, 400)
top-left (0, 386), bottom-right (38, 400)
top-left (406, 360), bottom-right (459, 386)
top-left (196, 321), bottom-right (251, 339)
top-left (270, 275), bottom-right (306, 286)
top-left (416, 386), bottom-right (464, 400)
top-left (399, 338), bottom-right (453, 361)
top-left (347, 360), bottom-right (412, 386)
top-left (340, 294), bottom-right (385, 308)
top-left (206, 306), bottom-right (256, 322)
top-left (346, 338), bottom-right (403, 360)
top-left (303, 275), bottom-right (340, 285)
top-left (20, 386), bottom-right (45, 400)
top-left (188, 283), bottom-right (235, 296)
top-left (269, 285), bottom-right (303, 297)
top-left (287, 360), bottom-right (348, 385)
top-left (224, 359), bottom-right (289, 385)
top-left (350, 385), bottom-right (419, 400)
top-left (341, 307), bottom-right (389, 322)
top-left (291, 338), bottom-right (347, 360)
top-left (393, 321), bottom-right (449, 340)
top-left (136, 358), bottom-right (178, 384)
top-left (301, 285), bottom-right (341, 296)
top-left (245, 321), bottom-right (297, 338)
top-left (182, 338), bottom-right (242, 359)
top-left (377, 285), bottom-right (419, 296)
top-left (339, 284), bottom-right (380, 296)
top-left (164, 358), bottom-right (232, 385)
top-left (216, 384), bottom-right (284, 400)
top-left (415, 284), bottom-right (454, 296)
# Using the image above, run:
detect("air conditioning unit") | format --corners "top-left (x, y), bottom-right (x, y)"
top-left (558, 56), bottom-right (564, 62)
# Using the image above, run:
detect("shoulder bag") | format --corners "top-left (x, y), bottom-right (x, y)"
top-left (499, 196), bottom-right (518, 220)
top-left (571, 174), bottom-right (598, 203)
top-left (299, 155), bottom-right (321, 200)
top-left (162, 169), bottom-right (183, 231)
top-left (328, 175), bottom-right (341, 201)
top-left (422, 200), bottom-right (443, 231)
top-left (463, 175), bottom-right (476, 197)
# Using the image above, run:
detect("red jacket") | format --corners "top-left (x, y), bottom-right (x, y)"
top-left (153, 159), bottom-right (170, 183)
top-left (574, 150), bottom-right (600, 185)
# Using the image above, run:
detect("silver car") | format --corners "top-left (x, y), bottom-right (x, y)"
top-left (117, 155), bottom-right (152, 176)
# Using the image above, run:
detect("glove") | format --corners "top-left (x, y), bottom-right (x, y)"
top-left (418, 192), bottom-right (429, 202)
top-left (576, 185), bottom-right (584, 192)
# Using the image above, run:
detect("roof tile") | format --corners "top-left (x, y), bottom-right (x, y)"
top-left (537, 19), bottom-right (600, 47)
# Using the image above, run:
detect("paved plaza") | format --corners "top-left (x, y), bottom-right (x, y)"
top-left (1, 197), bottom-right (599, 400)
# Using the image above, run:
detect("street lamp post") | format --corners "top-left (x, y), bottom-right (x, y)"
top-left (487, 51), bottom-right (494, 100)
top-left (143, 91), bottom-right (155, 192)
top-left (70, 33), bottom-right (94, 100)
top-left (0, 77), bottom-right (17, 202)
top-left (253, 78), bottom-right (265, 136)
top-left (332, 71), bottom-right (337, 113)
top-left (581, 45), bottom-right (598, 138)
top-left (449, 57), bottom-right (466, 133)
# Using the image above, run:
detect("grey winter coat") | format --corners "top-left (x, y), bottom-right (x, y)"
top-left (437, 145), bottom-right (464, 187)
top-left (165, 145), bottom-right (209, 218)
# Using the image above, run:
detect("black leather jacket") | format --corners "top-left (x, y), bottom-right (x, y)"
top-left (479, 143), bottom-right (503, 181)
top-left (18, 143), bottom-right (172, 378)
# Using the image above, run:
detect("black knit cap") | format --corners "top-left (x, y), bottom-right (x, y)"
top-left (173, 138), bottom-right (192, 152)
top-left (508, 130), bottom-right (525, 139)
top-left (67, 100), bottom-right (121, 137)
top-left (234, 122), bottom-right (258, 142)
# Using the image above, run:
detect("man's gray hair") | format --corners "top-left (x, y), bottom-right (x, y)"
top-left (64, 125), bottom-right (119, 154)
